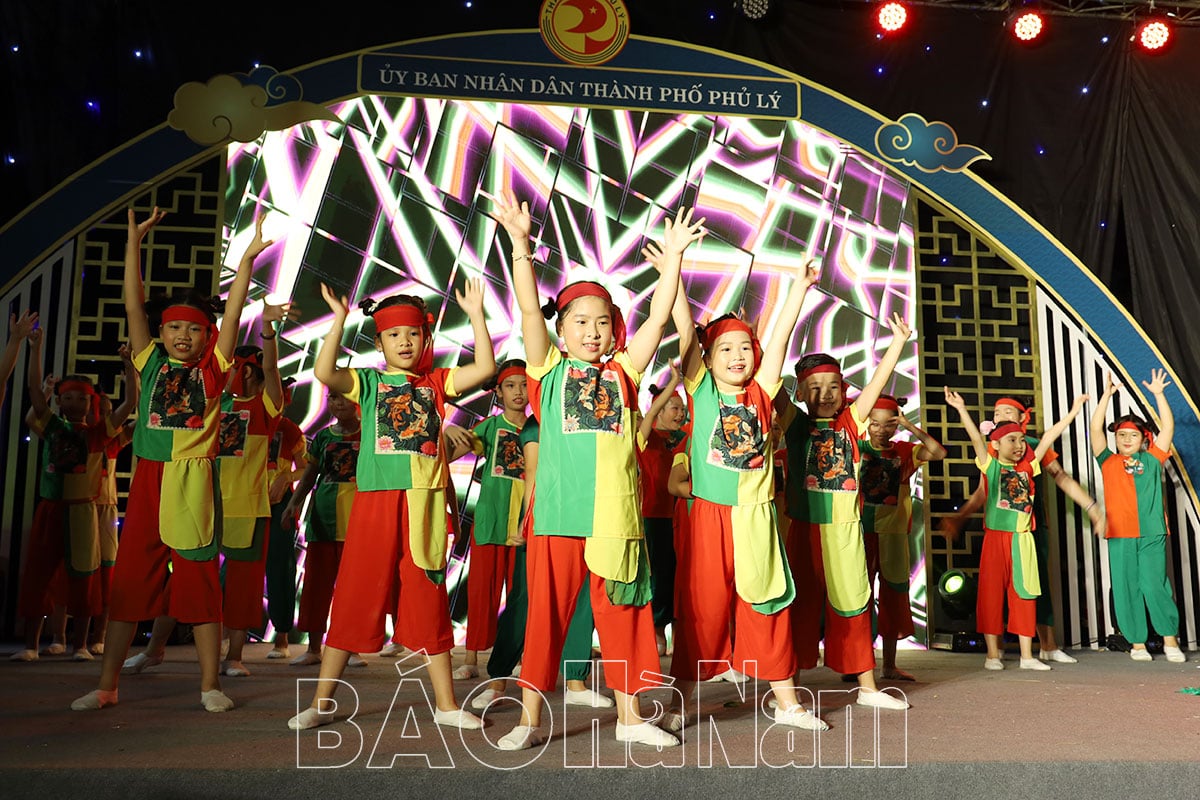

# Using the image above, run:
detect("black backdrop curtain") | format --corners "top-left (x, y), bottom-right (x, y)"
top-left (3, 0), bottom-right (1199, 394)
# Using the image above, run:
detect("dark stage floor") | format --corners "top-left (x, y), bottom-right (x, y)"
top-left (3, 642), bottom-right (1198, 799)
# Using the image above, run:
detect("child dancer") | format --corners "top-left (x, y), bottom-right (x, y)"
top-left (282, 389), bottom-right (364, 666)
top-left (1090, 370), bottom-right (1185, 663)
top-left (218, 318), bottom-right (285, 677)
top-left (944, 386), bottom-right (1087, 670)
top-left (449, 359), bottom-right (528, 681)
top-left (288, 277), bottom-right (495, 731)
top-left (491, 194), bottom-right (702, 751)
top-left (468, 414), bottom-right (614, 710)
top-left (657, 242), bottom-right (826, 731)
top-left (636, 365), bottom-right (686, 655)
top-left (265, 377), bottom-right (309, 659)
top-left (781, 317), bottom-right (913, 709)
top-left (71, 207), bottom-right (267, 712)
top-left (13, 332), bottom-right (134, 662)
top-left (858, 394), bottom-right (946, 680)
top-left (941, 395), bottom-right (1104, 663)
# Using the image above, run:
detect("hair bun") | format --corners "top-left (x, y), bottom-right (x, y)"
top-left (358, 297), bottom-right (377, 315)
top-left (540, 297), bottom-right (557, 320)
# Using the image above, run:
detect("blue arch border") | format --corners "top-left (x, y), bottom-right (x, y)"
top-left (2, 30), bottom-right (1193, 498)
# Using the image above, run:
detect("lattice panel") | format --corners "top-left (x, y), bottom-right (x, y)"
top-left (914, 194), bottom-right (1043, 633)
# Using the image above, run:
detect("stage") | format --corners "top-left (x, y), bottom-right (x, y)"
top-left (3, 642), bottom-right (1198, 799)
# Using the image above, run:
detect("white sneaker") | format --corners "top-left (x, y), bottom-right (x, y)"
top-left (983, 657), bottom-right (1004, 671)
top-left (347, 653), bottom-right (368, 667)
top-left (433, 708), bottom-right (483, 729)
top-left (1019, 657), bottom-right (1051, 671)
top-left (470, 688), bottom-right (502, 710)
top-left (452, 664), bottom-right (479, 680)
top-left (288, 707), bottom-right (335, 730)
top-left (1130, 648), bottom-right (1153, 662)
top-left (856, 690), bottom-right (910, 710)
top-left (378, 641), bottom-right (406, 657)
top-left (775, 705), bottom-right (830, 730)
top-left (122, 652), bottom-right (163, 674)
top-left (614, 721), bottom-right (679, 747)
top-left (1038, 649), bottom-right (1077, 664)
top-left (1164, 645), bottom-right (1186, 663)
top-left (266, 647), bottom-right (290, 660)
top-left (564, 688), bottom-right (615, 708)
top-left (705, 667), bottom-right (748, 683)
top-left (498, 725), bottom-right (542, 751)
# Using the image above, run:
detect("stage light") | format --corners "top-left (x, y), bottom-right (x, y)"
top-left (1134, 14), bottom-right (1173, 53)
top-left (938, 568), bottom-right (977, 620)
top-left (876, 2), bottom-right (908, 34)
top-left (736, 0), bottom-right (771, 20)
top-left (1009, 9), bottom-right (1046, 43)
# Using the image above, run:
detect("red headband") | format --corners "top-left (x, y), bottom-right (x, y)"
top-left (556, 281), bottom-right (627, 351)
top-left (1116, 419), bottom-right (1154, 447)
top-left (161, 305), bottom-right (218, 361)
top-left (873, 396), bottom-right (900, 412)
top-left (56, 379), bottom-right (96, 397)
top-left (229, 352), bottom-right (263, 397)
top-left (496, 364), bottom-right (525, 387)
top-left (994, 397), bottom-right (1031, 429)
top-left (702, 317), bottom-right (762, 373)
top-left (797, 363), bottom-right (842, 383)
top-left (372, 304), bottom-right (435, 375)
top-left (989, 421), bottom-right (1025, 442)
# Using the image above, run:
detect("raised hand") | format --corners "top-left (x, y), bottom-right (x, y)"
top-left (28, 328), bottom-right (43, 349)
top-left (641, 241), bottom-right (665, 272)
top-left (886, 312), bottom-right (912, 343)
top-left (118, 343), bottom-right (133, 364)
top-left (1103, 371), bottom-right (1121, 397)
top-left (1069, 394), bottom-right (1091, 414)
top-left (127, 207), bottom-right (167, 242)
top-left (263, 298), bottom-right (299, 327)
top-left (800, 256), bottom-right (820, 287)
top-left (9, 310), bottom-right (38, 340)
top-left (667, 361), bottom-right (681, 385)
top-left (242, 212), bottom-right (276, 262)
top-left (320, 283), bottom-right (351, 322)
top-left (1143, 368), bottom-right (1171, 395)
top-left (660, 207), bottom-right (706, 255)
top-left (493, 190), bottom-right (532, 242)
top-left (943, 385), bottom-right (966, 411)
top-left (454, 277), bottom-right (486, 317)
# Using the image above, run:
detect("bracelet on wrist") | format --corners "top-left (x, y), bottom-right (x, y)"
top-left (261, 332), bottom-right (277, 340)
top-left (512, 253), bottom-right (534, 263)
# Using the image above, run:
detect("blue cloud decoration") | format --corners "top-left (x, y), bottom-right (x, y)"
top-left (874, 113), bottom-right (990, 173)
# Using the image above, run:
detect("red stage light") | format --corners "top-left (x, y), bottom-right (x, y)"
top-left (1136, 17), bottom-right (1172, 52)
top-left (1011, 10), bottom-right (1045, 43)
top-left (877, 2), bottom-right (908, 34)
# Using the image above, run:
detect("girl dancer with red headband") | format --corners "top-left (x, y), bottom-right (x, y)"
top-left (941, 394), bottom-right (1103, 663)
top-left (288, 277), bottom-right (495, 731)
top-left (12, 334), bottom-right (134, 662)
top-left (71, 207), bottom-right (268, 712)
top-left (858, 394), bottom-right (947, 681)
top-left (654, 242), bottom-right (826, 731)
top-left (1090, 371), bottom-right (1185, 663)
top-left (944, 386), bottom-right (1088, 671)
top-left (781, 320), bottom-right (913, 710)
top-left (490, 193), bottom-right (703, 751)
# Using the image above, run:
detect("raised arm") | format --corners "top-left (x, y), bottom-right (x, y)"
top-left (1090, 373), bottom-right (1117, 458)
top-left (757, 258), bottom-right (819, 387)
top-left (853, 313), bottom-right (912, 421)
top-left (451, 277), bottom-right (497, 394)
top-left (25, 329), bottom-right (50, 420)
top-left (638, 364), bottom-right (681, 442)
top-left (899, 414), bottom-right (947, 462)
top-left (944, 386), bottom-right (988, 463)
top-left (494, 192), bottom-right (550, 367)
top-left (1143, 368), bottom-right (1174, 453)
top-left (124, 207), bottom-right (167, 355)
top-left (1, 310), bottom-right (38, 408)
top-left (217, 213), bottom-right (273, 361)
top-left (1033, 394), bottom-right (1089, 462)
top-left (260, 298), bottom-right (294, 409)
top-left (643, 241), bottom-right (702, 383)
top-left (314, 283), bottom-right (355, 396)
top-left (626, 207), bottom-right (704, 373)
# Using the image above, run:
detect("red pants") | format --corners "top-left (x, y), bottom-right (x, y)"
top-left (864, 531), bottom-right (915, 640)
top-left (296, 540), bottom-right (343, 636)
top-left (17, 500), bottom-right (101, 619)
top-left (786, 520), bottom-right (875, 676)
top-left (108, 460), bottom-right (222, 624)
top-left (222, 521), bottom-right (270, 631)
top-left (324, 490), bottom-right (453, 655)
top-left (464, 541), bottom-right (516, 651)
top-left (673, 498), bottom-right (796, 681)
top-left (976, 528), bottom-right (1036, 637)
top-left (523, 532), bottom-right (660, 695)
